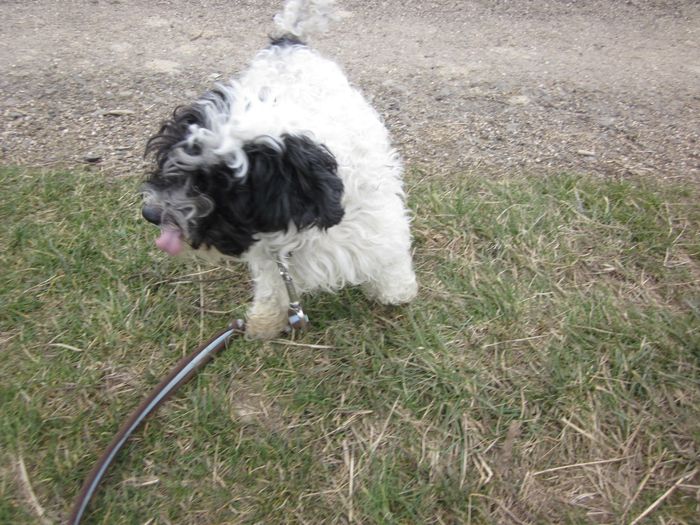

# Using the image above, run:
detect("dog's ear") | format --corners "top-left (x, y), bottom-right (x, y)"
top-left (245, 134), bottom-right (344, 232)
top-left (145, 88), bottom-right (230, 171)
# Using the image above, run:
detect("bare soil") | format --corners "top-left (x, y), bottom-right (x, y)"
top-left (1, 0), bottom-right (699, 181)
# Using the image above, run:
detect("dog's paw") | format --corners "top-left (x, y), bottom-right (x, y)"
top-left (244, 304), bottom-right (288, 340)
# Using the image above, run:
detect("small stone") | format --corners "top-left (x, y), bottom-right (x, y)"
top-left (102, 109), bottom-right (135, 116)
top-left (507, 95), bottom-right (530, 106)
top-left (83, 152), bottom-right (102, 163)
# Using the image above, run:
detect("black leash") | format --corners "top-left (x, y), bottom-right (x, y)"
top-left (69, 257), bottom-right (306, 524)
top-left (67, 321), bottom-right (245, 525)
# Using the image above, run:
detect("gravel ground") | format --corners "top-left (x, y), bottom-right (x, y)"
top-left (1, 0), bottom-right (699, 180)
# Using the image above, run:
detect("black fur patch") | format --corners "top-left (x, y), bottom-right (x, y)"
top-left (188, 165), bottom-right (257, 256)
top-left (145, 129), bottom-right (344, 257)
top-left (194, 134), bottom-right (344, 255)
top-left (244, 135), bottom-right (344, 233)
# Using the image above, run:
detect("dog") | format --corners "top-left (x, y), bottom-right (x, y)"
top-left (141, 0), bottom-right (417, 339)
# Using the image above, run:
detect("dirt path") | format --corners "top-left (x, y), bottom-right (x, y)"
top-left (1, 0), bottom-right (698, 181)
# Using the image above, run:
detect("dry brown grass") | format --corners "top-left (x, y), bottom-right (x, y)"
top-left (1, 167), bottom-right (699, 523)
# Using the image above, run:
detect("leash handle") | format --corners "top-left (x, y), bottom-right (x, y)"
top-left (67, 320), bottom-right (245, 525)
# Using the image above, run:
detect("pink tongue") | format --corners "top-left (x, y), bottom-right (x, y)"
top-left (155, 229), bottom-right (183, 256)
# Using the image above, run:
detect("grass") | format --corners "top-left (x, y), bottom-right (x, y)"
top-left (1, 165), bottom-right (699, 524)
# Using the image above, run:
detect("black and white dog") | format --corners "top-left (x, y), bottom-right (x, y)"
top-left (142, 0), bottom-right (417, 338)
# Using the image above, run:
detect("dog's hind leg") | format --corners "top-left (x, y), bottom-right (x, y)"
top-left (362, 253), bottom-right (418, 305)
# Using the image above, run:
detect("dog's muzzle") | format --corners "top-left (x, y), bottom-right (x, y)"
top-left (142, 205), bottom-right (162, 226)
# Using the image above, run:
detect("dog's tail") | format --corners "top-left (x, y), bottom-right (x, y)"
top-left (273, 0), bottom-right (338, 43)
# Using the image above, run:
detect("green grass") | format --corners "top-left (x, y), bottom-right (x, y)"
top-left (1, 166), bottom-right (699, 524)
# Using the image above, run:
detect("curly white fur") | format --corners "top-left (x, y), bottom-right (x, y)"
top-left (146, 0), bottom-right (417, 338)
top-left (241, 42), bottom-right (417, 337)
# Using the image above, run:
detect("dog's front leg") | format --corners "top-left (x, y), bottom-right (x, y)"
top-left (245, 258), bottom-right (290, 339)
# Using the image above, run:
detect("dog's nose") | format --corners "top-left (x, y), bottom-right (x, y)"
top-left (142, 205), bottom-right (162, 225)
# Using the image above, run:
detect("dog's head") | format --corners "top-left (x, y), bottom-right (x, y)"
top-left (141, 87), bottom-right (344, 257)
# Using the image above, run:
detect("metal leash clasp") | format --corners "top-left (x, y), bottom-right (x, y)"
top-left (276, 256), bottom-right (309, 331)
